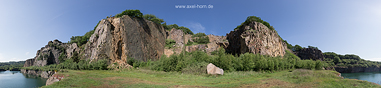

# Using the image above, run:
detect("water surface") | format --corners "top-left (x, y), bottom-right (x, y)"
top-left (0, 71), bottom-right (47, 88)
top-left (341, 72), bottom-right (381, 85)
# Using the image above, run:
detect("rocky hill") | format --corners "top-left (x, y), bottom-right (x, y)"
top-left (24, 40), bottom-right (79, 67)
top-left (81, 15), bottom-right (166, 64)
top-left (226, 21), bottom-right (286, 57)
top-left (23, 12), bottom-right (289, 68)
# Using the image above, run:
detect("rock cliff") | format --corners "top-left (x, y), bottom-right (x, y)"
top-left (294, 48), bottom-right (324, 61)
top-left (226, 21), bottom-right (286, 57)
top-left (81, 15), bottom-right (166, 64)
top-left (334, 66), bottom-right (381, 73)
top-left (24, 40), bottom-right (79, 67)
top-left (23, 58), bottom-right (35, 67)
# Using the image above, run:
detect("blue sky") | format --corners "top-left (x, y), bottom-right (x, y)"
top-left (0, 0), bottom-right (380, 62)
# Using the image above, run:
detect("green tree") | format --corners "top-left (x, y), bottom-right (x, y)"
top-left (143, 14), bottom-right (164, 24)
top-left (333, 56), bottom-right (341, 65)
top-left (293, 45), bottom-right (303, 51)
top-left (115, 9), bottom-right (143, 18)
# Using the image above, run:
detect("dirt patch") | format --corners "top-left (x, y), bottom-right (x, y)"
top-left (91, 76), bottom-right (165, 87)
top-left (171, 85), bottom-right (214, 88)
top-left (240, 79), bottom-right (293, 88)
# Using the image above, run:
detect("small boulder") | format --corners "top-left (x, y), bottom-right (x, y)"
top-left (207, 63), bottom-right (224, 75)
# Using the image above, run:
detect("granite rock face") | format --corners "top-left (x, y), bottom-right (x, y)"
top-left (226, 22), bottom-right (286, 56)
top-left (25, 40), bottom-right (79, 67)
top-left (165, 29), bottom-right (185, 56)
top-left (23, 58), bottom-right (35, 67)
top-left (82, 15), bottom-right (166, 64)
top-left (294, 48), bottom-right (324, 61)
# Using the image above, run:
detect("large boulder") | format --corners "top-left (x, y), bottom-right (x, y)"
top-left (226, 21), bottom-right (286, 57)
top-left (207, 63), bottom-right (224, 75)
top-left (294, 47), bottom-right (324, 61)
top-left (82, 15), bottom-right (166, 64)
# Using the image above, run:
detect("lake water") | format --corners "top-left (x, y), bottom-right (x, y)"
top-left (341, 72), bottom-right (381, 85)
top-left (0, 71), bottom-right (47, 88)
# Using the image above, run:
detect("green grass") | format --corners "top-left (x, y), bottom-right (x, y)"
top-left (43, 69), bottom-right (380, 88)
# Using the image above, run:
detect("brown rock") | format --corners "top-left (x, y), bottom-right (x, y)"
top-left (294, 47), bottom-right (324, 61)
top-left (82, 15), bottom-right (166, 64)
top-left (23, 58), bottom-right (35, 67)
top-left (226, 21), bottom-right (286, 57)
top-left (207, 63), bottom-right (224, 75)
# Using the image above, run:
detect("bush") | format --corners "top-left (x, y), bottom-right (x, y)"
top-left (165, 39), bottom-right (176, 48)
top-left (143, 14), bottom-right (164, 24)
top-left (192, 36), bottom-right (210, 44)
top-left (149, 47), bottom-right (325, 74)
top-left (69, 30), bottom-right (95, 47)
top-left (192, 33), bottom-right (207, 38)
top-left (163, 24), bottom-right (194, 35)
top-left (235, 16), bottom-right (274, 30)
top-left (115, 9), bottom-right (143, 18)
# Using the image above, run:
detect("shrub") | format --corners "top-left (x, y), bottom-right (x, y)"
top-left (192, 33), bottom-right (207, 38)
top-left (165, 39), bottom-right (176, 48)
top-left (192, 36), bottom-right (210, 44)
top-left (115, 9), bottom-right (143, 18)
top-left (163, 24), bottom-right (194, 35)
top-left (143, 14), bottom-right (164, 24)
top-left (69, 30), bottom-right (95, 47)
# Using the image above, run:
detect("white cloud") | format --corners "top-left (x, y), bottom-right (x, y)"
top-left (25, 52), bottom-right (29, 55)
top-left (186, 22), bottom-right (206, 33)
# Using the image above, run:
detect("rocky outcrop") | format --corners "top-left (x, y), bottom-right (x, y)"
top-left (207, 63), bottom-right (224, 75)
top-left (82, 15), bottom-right (166, 64)
top-left (46, 74), bottom-right (65, 86)
top-left (0, 69), bottom-right (5, 71)
top-left (294, 48), bottom-right (324, 61)
top-left (186, 44), bottom-right (208, 52)
top-left (23, 40), bottom-right (79, 67)
top-left (166, 29), bottom-right (185, 56)
top-left (23, 58), bottom-right (35, 67)
top-left (20, 69), bottom-right (55, 78)
top-left (184, 35), bottom-right (228, 53)
top-left (335, 66), bottom-right (381, 73)
top-left (226, 21), bottom-right (286, 57)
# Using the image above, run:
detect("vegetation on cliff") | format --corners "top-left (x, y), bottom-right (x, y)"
top-left (235, 16), bottom-right (274, 31)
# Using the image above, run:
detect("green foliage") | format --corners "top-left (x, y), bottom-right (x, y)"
top-left (0, 61), bottom-right (25, 70)
top-left (69, 30), bottom-right (95, 47)
top-left (192, 33), bottom-right (207, 38)
top-left (293, 45), bottom-right (303, 51)
top-left (192, 36), bottom-right (210, 44)
top-left (143, 14), bottom-right (164, 24)
top-left (58, 52), bottom-right (66, 63)
top-left (235, 16), bottom-right (274, 31)
top-left (165, 39), bottom-right (176, 48)
top-left (163, 24), bottom-right (194, 35)
top-left (71, 52), bottom-right (80, 63)
top-left (94, 21), bottom-right (101, 30)
top-left (115, 9), bottom-right (143, 18)
top-left (149, 47), bottom-right (324, 74)
top-left (333, 56), bottom-right (341, 65)
top-left (23, 59), bottom-right (108, 71)
top-left (323, 52), bottom-right (381, 68)
top-left (185, 40), bottom-right (193, 46)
